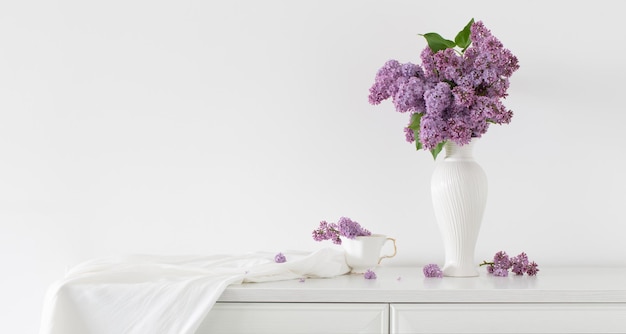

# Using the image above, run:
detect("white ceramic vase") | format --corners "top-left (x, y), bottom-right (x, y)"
top-left (431, 139), bottom-right (487, 277)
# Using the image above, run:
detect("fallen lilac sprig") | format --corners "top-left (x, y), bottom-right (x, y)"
top-left (274, 252), bottom-right (286, 263)
top-left (364, 269), bottom-right (377, 280)
top-left (480, 251), bottom-right (539, 276)
top-left (423, 263), bottom-right (443, 278)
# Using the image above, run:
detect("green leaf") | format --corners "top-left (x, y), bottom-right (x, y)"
top-left (430, 141), bottom-right (446, 160)
top-left (454, 18), bottom-right (475, 51)
top-left (408, 113), bottom-right (423, 151)
top-left (420, 33), bottom-right (456, 53)
top-left (415, 136), bottom-right (423, 151)
top-left (408, 112), bottom-right (422, 131)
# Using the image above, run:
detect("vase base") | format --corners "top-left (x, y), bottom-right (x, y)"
top-left (442, 265), bottom-right (479, 277)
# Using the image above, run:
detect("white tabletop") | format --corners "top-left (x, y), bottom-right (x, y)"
top-left (218, 266), bottom-right (626, 303)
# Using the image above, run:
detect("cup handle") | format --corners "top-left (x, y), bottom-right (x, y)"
top-left (378, 237), bottom-right (397, 264)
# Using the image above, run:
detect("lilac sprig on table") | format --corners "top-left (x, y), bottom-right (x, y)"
top-left (368, 18), bottom-right (519, 159)
top-left (480, 251), bottom-right (539, 276)
top-left (364, 269), bottom-right (377, 280)
top-left (423, 263), bottom-right (443, 278)
top-left (312, 217), bottom-right (371, 245)
top-left (274, 252), bottom-right (286, 263)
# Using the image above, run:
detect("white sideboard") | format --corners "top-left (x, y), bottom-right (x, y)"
top-left (198, 267), bottom-right (626, 334)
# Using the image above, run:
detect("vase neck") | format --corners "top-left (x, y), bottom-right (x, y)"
top-left (443, 140), bottom-right (476, 161)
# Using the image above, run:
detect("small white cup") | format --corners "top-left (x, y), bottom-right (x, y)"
top-left (341, 234), bottom-right (397, 273)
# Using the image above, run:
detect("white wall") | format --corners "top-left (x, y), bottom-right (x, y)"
top-left (1, 0), bottom-right (625, 332)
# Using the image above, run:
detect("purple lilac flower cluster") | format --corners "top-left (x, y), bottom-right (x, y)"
top-left (312, 217), bottom-right (371, 245)
top-left (368, 20), bottom-right (519, 153)
top-left (274, 252), bottom-right (286, 263)
top-left (480, 251), bottom-right (539, 277)
top-left (364, 269), bottom-right (377, 280)
top-left (423, 263), bottom-right (443, 278)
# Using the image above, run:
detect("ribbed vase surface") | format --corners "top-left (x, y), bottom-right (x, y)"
top-left (431, 139), bottom-right (487, 277)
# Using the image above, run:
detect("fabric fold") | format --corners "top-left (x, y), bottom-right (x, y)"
top-left (39, 248), bottom-right (350, 334)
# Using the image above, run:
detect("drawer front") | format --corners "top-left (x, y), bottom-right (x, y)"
top-left (198, 302), bottom-right (389, 334)
top-left (391, 303), bottom-right (626, 334)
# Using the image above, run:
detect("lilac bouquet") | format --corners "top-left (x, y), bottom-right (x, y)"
top-left (368, 19), bottom-right (519, 159)
top-left (312, 217), bottom-right (371, 245)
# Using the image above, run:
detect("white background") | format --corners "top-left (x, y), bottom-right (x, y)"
top-left (1, 0), bottom-right (625, 332)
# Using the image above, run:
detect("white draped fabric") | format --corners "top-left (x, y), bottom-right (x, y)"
top-left (39, 248), bottom-right (350, 334)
